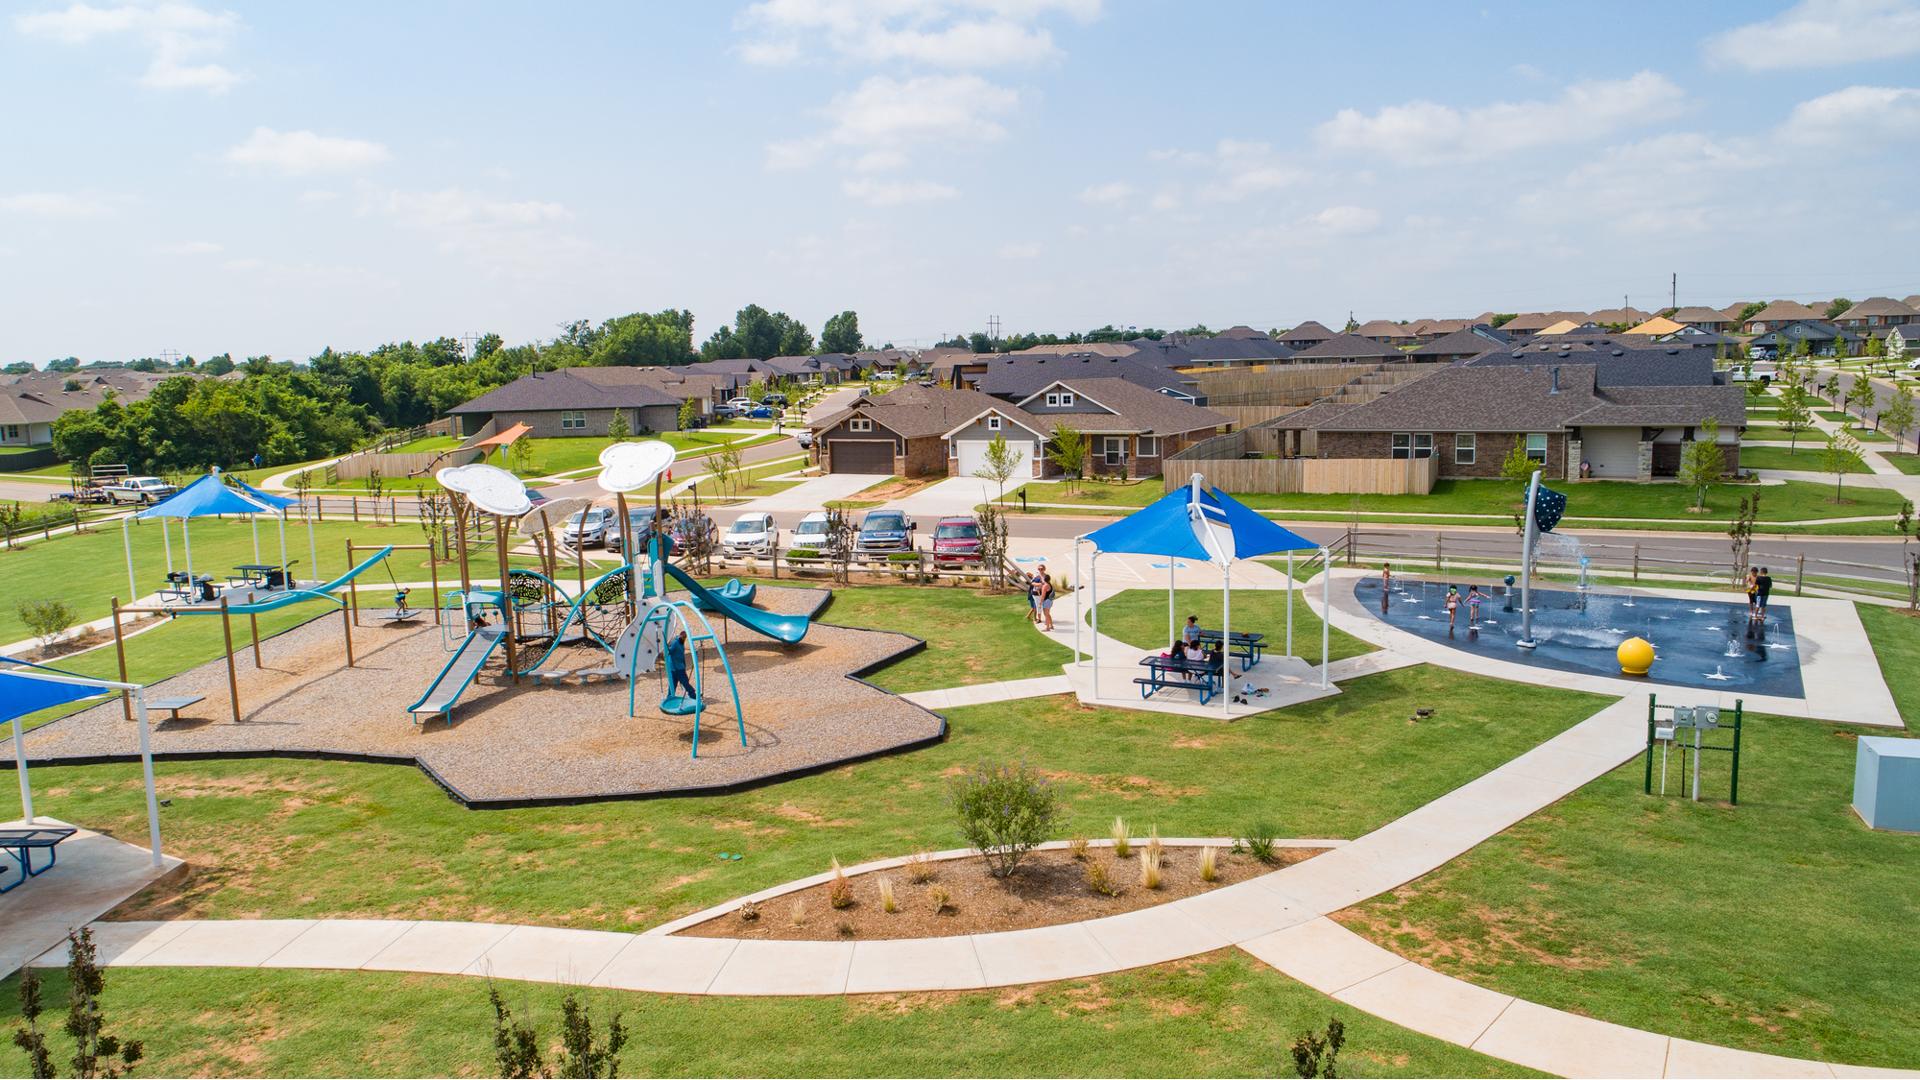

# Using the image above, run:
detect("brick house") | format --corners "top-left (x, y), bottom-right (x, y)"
top-left (946, 378), bottom-right (1230, 481)
top-left (447, 367), bottom-right (705, 437)
top-left (810, 384), bottom-right (1009, 475)
top-left (1262, 363), bottom-right (1744, 482)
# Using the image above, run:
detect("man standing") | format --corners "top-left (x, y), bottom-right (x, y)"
top-left (1756, 566), bottom-right (1774, 617)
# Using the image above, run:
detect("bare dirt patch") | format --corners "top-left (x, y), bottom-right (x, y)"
top-left (679, 845), bottom-right (1322, 941)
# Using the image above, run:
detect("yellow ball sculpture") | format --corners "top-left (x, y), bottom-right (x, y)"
top-left (1617, 636), bottom-right (1654, 677)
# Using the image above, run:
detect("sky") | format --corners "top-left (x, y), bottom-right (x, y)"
top-left (3, 0), bottom-right (1920, 365)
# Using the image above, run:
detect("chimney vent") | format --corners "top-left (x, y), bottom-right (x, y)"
top-left (1549, 367), bottom-right (1561, 395)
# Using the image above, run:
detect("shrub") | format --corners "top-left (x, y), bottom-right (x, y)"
top-left (789, 899), bottom-right (806, 927)
top-left (1199, 846), bottom-right (1219, 883)
top-left (903, 851), bottom-right (936, 884)
top-left (827, 858), bottom-right (853, 909)
top-left (1240, 821), bottom-right (1280, 864)
top-left (927, 884), bottom-right (953, 914)
top-left (877, 876), bottom-right (897, 914)
top-left (736, 900), bottom-right (760, 923)
top-left (1111, 816), bottom-right (1131, 858)
top-left (835, 920), bottom-right (856, 939)
top-left (1068, 836), bottom-right (1090, 861)
top-left (1288, 1017), bottom-right (1345, 1078)
top-left (948, 762), bottom-right (1060, 878)
top-left (1139, 849), bottom-right (1163, 890)
top-left (17, 598), bottom-right (75, 654)
top-left (12, 927), bottom-right (143, 1079)
top-left (1145, 825), bottom-right (1163, 863)
top-left (1084, 859), bottom-right (1118, 898)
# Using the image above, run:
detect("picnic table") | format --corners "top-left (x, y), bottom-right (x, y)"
top-left (229, 563), bottom-right (290, 589)
top-left (163, 572), bottom-right (219, 603)
top-left (1135, 654), bottom-right (1220, 704)
top-left (1192, 629), bottom-right (1265, 672)
top-left (0, 826), bottom-right (78, 893)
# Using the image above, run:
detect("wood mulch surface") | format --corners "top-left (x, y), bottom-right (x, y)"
top-left (678, 845), bottom-right (1324, 941)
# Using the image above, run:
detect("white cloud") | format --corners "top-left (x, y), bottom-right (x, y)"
top-left (1314, 72), bottom-right (1684, 164)
top-left (841, 177), bottom-right (959, 205)
top-left (224, 127), bottom-right (391, 175)
top-left (769, 74), bottom-right (1017, 175)
top-left (1705, 0), bottom-right (1920, 69)
top-left (1156, 139), bottom-right (1305, 202)
top-left (157, 239), bottom-right (221, 254)
top-left (998, 241), bottom-right (1043, 259)
top-left (0, 191), bottom-right (114, 218)
top-left (1516, 132), bottom-right (1760, 235)
top-left (378, 188), bottom-right (570, 230)
top-left (853, 149), bottom-right (909, 172)
top-left (15, 1), bottom-right (245, 94)
top-left (737, 0), bottom-right (1098, 70)
top-left (1149, 189), bottom-right (1181, 212)
top-left (1300, 205), bottom-right (1381, 236)
top-left (1077, 180), bottom-right (1133, 206)
top-left (1778, 85), bottom-right (1920, 143)
top-left (297, 189), bottom-right (341, 204)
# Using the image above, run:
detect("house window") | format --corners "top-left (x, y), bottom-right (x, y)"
top-left (1138, 435), bottom-right (1160, 457)
top-left (1525, 433), bottom-right (1548, 463)
top-left (1043, 391), bottom-right (1076, 408)
top-left (1391, 433), bottom-right (1433, 459)
top-left (987, 415), bottom-right (1001, 431)
top-left (1102, 436), bottom-right (1128, 466)
top-left (1391, 433), bottom-right (1410, 459)
top-left (849, 417), bottom-right (873, 433)
top-left (560, 411), bottom-right (587, 431)
top-left (2, 425), bottom-right (17, 441)
top-left (1455, 433), bottom-right (1476, 465)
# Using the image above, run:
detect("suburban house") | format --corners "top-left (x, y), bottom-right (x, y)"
top-left (1129, 332), bottom-right (1295, 365)
top-left (1746, 321), bottom-right (1858, 359)
top-left (1293, 334), bottom-right (1408, 362)
top-left (1277, 321), bottom-right (1337, 351)
top-left (1262, 362), bottom-right (1743, 482)
top-left (1889, 325), bottom-right (1920, 357)
top-left (927, 351), bottom-right (998, 389)
top-left (1408, 318), bottom-right (1468, 342)
top-left (1670, 306), bottom-right (1735, 332)
top-left (1832, 297), bottom-right (1917, 336)
top-left (1499, 312), bottom-right (1589, 338)
top-left (1587, 307), bottom-right (1651, 327)
top-left (945, 377), bottom-right (1230, 481)
top-left (1536, 319), bottom-right (1586, 336)
top-left (810, 384), bottom-right (1007, 475)
top-left (1742, 300), bottom-right (1823, 335)
top-left (1007, 342), bottom-right (1138, 358)
top-left (446, 367), bottom-right (704, 437)
top-left (1355, 320), bottom-right (1417, 346)
top-left (1409, 326), bottom-right (1509, 362)
top-left (1624, 315), bottom-right (1686, 337)
top-left (0, 369), bottom-right (175, 447)
top-left (976, 354), bottom-right (1203, 404)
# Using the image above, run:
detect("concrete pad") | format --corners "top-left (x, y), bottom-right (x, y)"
top-left (1665, 1037), bottom-right (1838, 1078)
top-left (1500, 743), bottom-right (1640, 788)
top-left (1253, 851), bottom-right (1410, 914)
top-left (1236, 917), bottom-right (1406, 996)
top-left (591, 936), bottom-right (738, 994)
top-left (971, 922), bottom-right (1116, 986)
top-left (0, 824), bottom-right (182, 977)
top-left (1334, 960), bottom-right (1513, 1046)
top-left (1471, 997), bottom-right (1670, 1078)
top-left (32, 920), bottom-right (191, 968)
top-left (707, 939), bottom-right (854, 996)
top-left (362, 921), bottom-right (516, 975)
top-left (1082, 903), bottom-right (1233, 970)
top-left (1173, 878), bottom-right (1316, 940)
top-left (262, 919), bottom-right (416, 970)
top-left (1830, 1062), bottom-right (1920, 1078)
top-left (845, 936), bottom-right (986, 994)
top-left (467, 925), bottom-right (634, 986)
top-left (734, 472), bottom-right (889, 512)
top-left (137, 919), bottom-right (317, 967)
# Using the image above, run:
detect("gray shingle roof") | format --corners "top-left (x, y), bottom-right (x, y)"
top-left (1047, 378), bottom-right (1230, 436)
top-left (1293, 334), bottom-right (1406, 360)
top-left (1463, 346), bottom-right (1717, 387)
top-left (448, 369), bottom-right (688, 414)
top-left (978, 354), bottom-right (1197, 400)
top-left (811, 384), bottom-right (1023, 439)
top-left (1410, 327), bottom-right (1507, 358)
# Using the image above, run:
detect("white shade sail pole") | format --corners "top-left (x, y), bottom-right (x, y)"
top-left (183, 518), bottom-right (195, 583)
top-left (1167, 558), bottom-right (1175, 647)
top-left (1320, 547), bottom-right (1332, 689)
top-left (307, 511), bottom-right (319, 585)
top-left (1286, 550), bottom-right (1295, 657)
top-left (251, 515), bottom-right (260, 565)
top-left (13, 717), bottom-right (32, 823)
top-left (1090, 551), bottom-right (1101, 699)
top-left (122, 518), bottom-right (137, 604)
top-left (1072, 537), bottom-right (1084, 666)
top-left (277, 511), bottom-right (288, 577)
top-left (1222, 558), bottom-right (1232, 714)
top-left (132, 690), bottom-right (162, 864)
top-left (163, 517), bottom-right (173, 576)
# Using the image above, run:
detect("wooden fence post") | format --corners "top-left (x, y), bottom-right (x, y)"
top-left (352, 496), bottom-right (360, 523)
top-left (1434, 534), bottom-right (1443, 571)
top-left (1633, 544), bottom-right (1641, 582)
top-left (111, 597), bottom-right (131, 723)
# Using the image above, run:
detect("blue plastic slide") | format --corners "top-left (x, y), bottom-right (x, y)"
top-left (408, 626), bottom-right (507, 725)
top-left (657, 561), bottom-right (808, 645)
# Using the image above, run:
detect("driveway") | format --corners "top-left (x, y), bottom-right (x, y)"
top-left (734, 471), bottom-right (891, 512)
top-left (882, 475), bottom-right (998, 521)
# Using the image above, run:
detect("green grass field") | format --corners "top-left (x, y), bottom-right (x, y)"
top-left (1, 665), bottom-right (1602, 931)
top-left (816, 583), bottom-right (1072, 692)
top-left (0, 956), bottom-right (1538, 1078)
top-left (1881, 453), bottom-right (1920, 475)
top-left (1092, 587), bottom-right (1375, 666)
top-left (1736, 445), bottom-right (1873, 474)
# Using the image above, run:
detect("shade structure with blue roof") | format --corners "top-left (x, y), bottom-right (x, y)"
top-left (1075, 474), bottom-right (1332, 712)
top-left (119, 469), bottom-right (311, 604)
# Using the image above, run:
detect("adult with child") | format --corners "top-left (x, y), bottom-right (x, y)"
top-left (1033, 564), bottom-right (1056, 632)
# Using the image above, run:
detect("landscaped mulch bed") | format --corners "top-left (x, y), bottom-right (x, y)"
top-left (679, 844), bottom-right (1323, 941)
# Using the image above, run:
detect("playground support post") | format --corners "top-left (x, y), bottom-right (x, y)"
top-left (121, 518), bottom-right (136, 606)
top-left (346, 539), bottom-right (359, 627)
top-left (495, 513), bottom-right (518, 684)
top-left (249, 611), bottom-right (262, 668)
top-left (616, 491), bottom-right (634, 619)
top-left (1072, 536), bottom-right (1085, 667)
top-left (1518, 469), bottom-right (1544, 649)
top-left (219, 596), bottom-right (241, 723)
top-left (455, 499), bottom-right (472, 599)
top-left (111, 597), bottom-right (132, 723)
top-left (131, 689), bottom-right (161, 866)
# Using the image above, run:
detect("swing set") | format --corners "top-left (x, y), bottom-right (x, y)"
top-left (628, 597), bottom-right (746, 758)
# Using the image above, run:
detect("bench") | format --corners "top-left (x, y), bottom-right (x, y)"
top-left (146, 694), bottom-right (205, 722)
top-left (1134, 676), bottom-right (1214, 705)
top-left (0, 827), bottom-right (78, 893)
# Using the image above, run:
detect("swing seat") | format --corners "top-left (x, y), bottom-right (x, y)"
top-left (659, 695), bottom-right (700, 716)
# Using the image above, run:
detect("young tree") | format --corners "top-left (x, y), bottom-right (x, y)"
top-left (16, 598), bottom-right (75, 656)
top-left (1043, 424), bottom-right (1087, 491)
top-left (1884, 383), bottom-right (1915, 450)
top-left (11, 927), bottom-right (145, 1079)
top-left (1846, 373), bottom-right (1878, 422)
top-left (1499, 435), bottom-right (1535, 532)
top-left (604, 409), bottom-right (631, 442)
top-left (1822, 371), bottom-right (1841, 405)
top-left (1679, 419), bottom-right (1724, 510)
top-left (1728, 491), bottom-right (1759, 581)
top-left (506, 437), bottom-right (536, 476)
top-left (710, 441), bottom-right (743, 496)
top-left (1822, 428), bottom-right (1863, 502)
top-left (1779, 382), bottom-right (1813, 449)
top-left (365, 467), bottom-right (384, 500)
top-left (973, 432), bottom-right (1021, 503)
top-left (675, 397), bottom-right (697, 432)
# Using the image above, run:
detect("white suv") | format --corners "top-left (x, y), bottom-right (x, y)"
top-left (722, 512), bottom-right (776, 556)
top-left (788, 511), bottom-right (833, 555)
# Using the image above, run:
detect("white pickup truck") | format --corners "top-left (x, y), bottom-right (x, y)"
top-left (103, 476), bottom-right (176, 504)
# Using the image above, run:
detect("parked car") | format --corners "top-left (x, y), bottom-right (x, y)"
top-left (795, 430), bottom-right (814, 449)
top-left (103, 476), bottom-right (176, 504)
top-left (855, 509), bottom-right (916, 556)
top-left (669, 510), bottom-right (717, 552)
top-left (721, 512), bottom-right (776, 556)
top-left (726, 397), bottom-right (756, 411)
top-left (747, 405), bottom-right (775, 419)
top-left (788, 511), bottom-right (834, 555)
top-left (761, 391), bottom-right (788, 406)
top-left (711, 404), bottom-right (740, 420)
top-left (930, 515), bottom-right (984, 568)
top-left (604, 507), bottom-right (660, 555)
top-left (561, 506), bottom-right (611, 548)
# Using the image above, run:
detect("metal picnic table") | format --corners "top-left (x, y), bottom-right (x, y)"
top-left (1193, 629), bottom-right (1265, 672)
top-left (1135, 654), bottom-right (1221, 704)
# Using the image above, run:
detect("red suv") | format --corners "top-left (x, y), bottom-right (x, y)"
top-left (930, 515), bottom-right (984, 569)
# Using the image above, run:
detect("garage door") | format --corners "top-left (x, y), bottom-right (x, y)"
top-left (1581, 428), bottom-right (1639, 479)
top-left (828, 438), bottom-right (895, 474)
top-left (954, 436), bottom-right (1031, 478)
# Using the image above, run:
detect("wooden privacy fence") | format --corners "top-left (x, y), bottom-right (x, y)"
top-left (1165, 453), bottom-right (1437, 495)
top-left (332, 447), bottom-right (479, 481)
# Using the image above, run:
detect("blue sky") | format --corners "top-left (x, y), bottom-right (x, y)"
top-left (3, 0), bottom-right (1919, 364)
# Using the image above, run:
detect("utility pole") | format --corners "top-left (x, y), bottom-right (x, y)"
top-left (1671, 272), bottom-right (1677, 310)
top-left (986, 315), bottom-right (1000, 344)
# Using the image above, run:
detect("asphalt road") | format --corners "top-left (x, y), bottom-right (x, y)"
top-left (1807, 365), bottom-right (1915, 453)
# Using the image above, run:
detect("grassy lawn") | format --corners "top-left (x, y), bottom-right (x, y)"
top-left (699, 455), bottom-right (808, 500)
top-left (1883, 452), bottom-right (1920, 475)
top-left (383, 434), bottom-right (461, 454)
top-left (815, 583), bottom-right (1072, 693)
top-left (1737, 445), bottom-right (1872, 473)
top-left (1093, 587), bottom-right (1375, 665)
top-left (0, 956), bottom-right (1537, 1078)
top-left (1739, 425), bottom-right (1818, 441)
top-left (1816, 410), bottom-right (1853, 423)
top-left (1014, 477), bottom-right (1901, 524)
top-left (1, 665), bottom-right (1604, 931)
